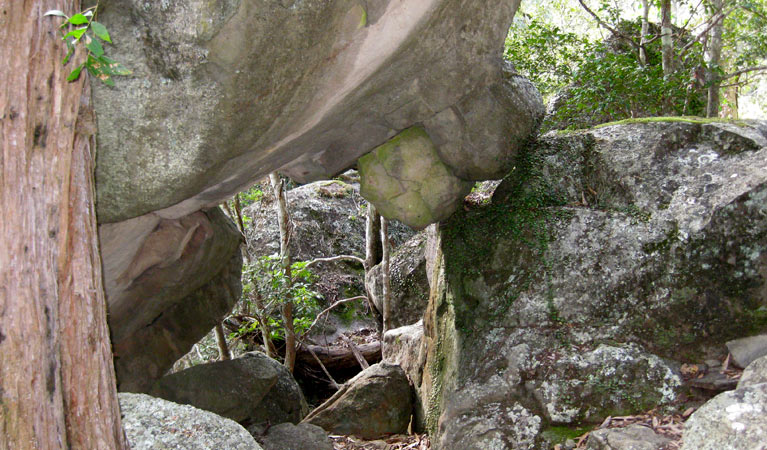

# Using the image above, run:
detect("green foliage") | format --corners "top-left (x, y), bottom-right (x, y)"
top-left (238, 185), bottom-right (266, 209)
top-left (505, 18), bottom-right (587, 100)
top-left (239, 255), bottom-right (322, 341)
top-left (506, 17), bottom-right (706, 129)
top-left (45, 4), bottom-right (130, 86)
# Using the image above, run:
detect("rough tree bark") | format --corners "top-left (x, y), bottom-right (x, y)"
top-left (705, 0), bottom-right (725, 117)
top-left (364, 202), bottom-right (383, 323)
top-left (380, 217), bottom-right (392, 332)
top-left (639, 0), bottom-right (650, 66)
top-left (214, 322), bottom-right (231, 360)
top-left (661, 0), bottom-right (675, 75)
top-left (269, 172), bottom-right (296, 373)
top-left (0, 1), bottom-right (127, 448)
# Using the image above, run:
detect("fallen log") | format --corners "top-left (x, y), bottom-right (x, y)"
top-left (296, 340), bottom-right (381, 371)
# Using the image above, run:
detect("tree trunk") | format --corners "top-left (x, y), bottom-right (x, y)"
top-left (296, 341), bottom-right (382, 371)
top-left (253, 292), bottom-right (277, 358)
top-left (639, 0), bottom-right (650, 66)
top-left (270, 172), bottom-right (296, 373)
top-left (233, 193), bottom-right (246, 237)
top-left (364, 202), bottom-right (383, 323)
top-left (215, 322), bottom-right (231, 360)
top-left (661, 0), bottom-right (674, 76)
top-left (380, 217), bottom-right (392, 332)
top-left (705, 0), bottom-right (724, 117)
top-left (0, 2), bottom-right (127, 448)
top-left (364, 202), bottom-right (381, 271)
top-left (722, 75), bottom-right (739, 118)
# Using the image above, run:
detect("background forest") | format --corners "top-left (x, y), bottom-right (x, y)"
top-left (505, 0), bottom-right (767, 129)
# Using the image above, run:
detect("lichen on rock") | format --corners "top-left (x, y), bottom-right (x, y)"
top-left (358, 127), bottom-right (472, 229)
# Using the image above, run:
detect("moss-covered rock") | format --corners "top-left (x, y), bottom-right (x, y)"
top-left (420, 120), bottom-right (767, 449)
top-left (358, 127), bottom-right (472, 229)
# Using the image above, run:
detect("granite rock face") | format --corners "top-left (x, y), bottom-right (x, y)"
top-left (683, 353), bottom-right (767, 449)
top-left (93, 0), bottom-right (536, 223)
top-left (682, 383), bottom-right (767, 450)
top-left (119, 392), bottom-right (263, 450)
top-left (738, 354), bottom-right (767, 389)
top-left (148, 352), bottom-right (308, 428)
top-left (367, 233), bottom-right (430, 330)
top-left (586, 424), bottom-right (672, 450)
top-left (419, 120), bottom-right (767, 448)
top-left (255, 422), bottom-right (334, 450)
top-left (105, 207), bottom-right (243, 391)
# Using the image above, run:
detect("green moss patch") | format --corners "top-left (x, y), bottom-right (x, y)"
top-left (593, 116), bottom-right (749, 129)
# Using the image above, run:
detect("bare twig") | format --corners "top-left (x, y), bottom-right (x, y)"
top-left (679, 6), bottom-right (734, 57)
top-left (723, 65), bottom-right (767, 80)
top-left (577, 0), bottom-right (641, 50)
top-left (303, 296), bottom-right (368, 338)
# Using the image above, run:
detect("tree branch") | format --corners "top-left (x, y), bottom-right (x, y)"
top-left (304, 255), bottom-right (365, 269)
top-left (679, 6), bottom-right (734, 56)
top-left (303, 296), bottom-right (368, 338)
top-left (723, 65), bottom-right (767, 81)
top-left (577, 0), bottom-right (641, 50)
top-left (739, 4), bottom-right (767, 21)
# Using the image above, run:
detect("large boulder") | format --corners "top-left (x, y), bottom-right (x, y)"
top-left (738, 354), bottom-right (767, 388)
top-left (534, 344), bottom-right (681, 424)
top-left (303, 363), bottom-right (413, 438)
top-left (148, 352), bottom-right (309, 428)
top-left (367, 233), bottom-right (430, 330)
top-left (119, 392), bottom-right (262, 450)
top-left (104, 207), bottom-right (243, 392)
top-left (681, 383), bottom-right (767, 450)
top-left (418, 120), bottom-right (767, 448)
top-left (726, 334), bottom-right (767, 368)
top-left (383, 321), bottom-right (427, 431)
top-left (92, 0), bottom-right (537, 223)
top-left (92, 0), bottom-right (546, 388)
top-left (683, 353), bottom-right (767, 449)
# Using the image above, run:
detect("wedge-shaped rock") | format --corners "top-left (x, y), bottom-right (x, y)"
top-left (303, 363), bottom-right (413, 438)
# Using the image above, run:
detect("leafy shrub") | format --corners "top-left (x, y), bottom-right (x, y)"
top-left (505, 18), bottom-right (706, 130)
top-left (238, 255), bottom-right (322, 341)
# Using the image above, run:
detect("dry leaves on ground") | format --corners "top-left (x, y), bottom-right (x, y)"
top-left (571, 409), bottom-right (689, 449)
top-left (330, 434), bottom-right (430, 450)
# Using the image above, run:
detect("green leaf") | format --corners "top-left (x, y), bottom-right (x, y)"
top-left (67, 64), bottom-right (84, 82)
top-left (91, 22), bottom-right (112, 43)
top-left (44, 10), bottom-right (68, 18)
top-left (97, 55), bottom-right (132, 76)
top-left (87, 55), bottom-right (116, 86)
top-left (64, 27), bottom-right (87, 42)
top-left (62, 44), bottom-right (74, 65)
top-left (86, 37), bottom-right (104, 57)
top-left (68, 13), bottom-right (90, 25)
